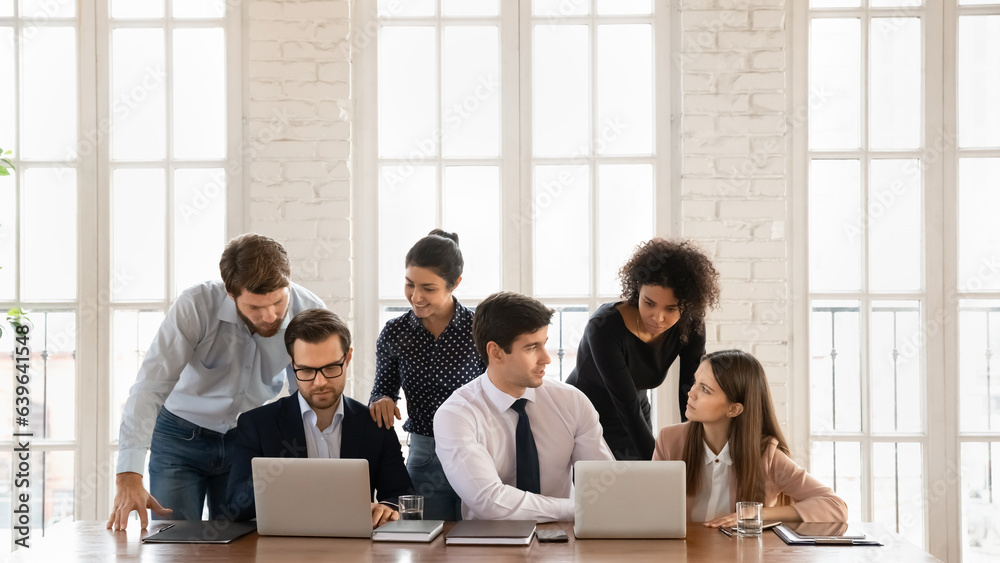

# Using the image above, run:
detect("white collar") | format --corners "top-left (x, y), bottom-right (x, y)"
top-left (702, 440), bottom-right (733, 466)
top-left (297, 391), bottom-right (344, 431)
top-left (482, 372), bottom-right (537, 412)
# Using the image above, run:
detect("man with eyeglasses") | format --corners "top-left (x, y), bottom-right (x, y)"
top-left (109, 234), bottom-right (326, 531)
top-left (226, 308), bottom-right (413, 527)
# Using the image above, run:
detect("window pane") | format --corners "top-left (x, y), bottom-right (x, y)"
top-left (172, 0), bottom-right (226, 18)
top-left (111, 29), bottom-right (166, 161)
top-left (810, 19), bottom-right (861, 150)
top-left (961, 442), bottom-right (1000, 563)
top-left (0, 2), bottom-right (10, 16)
top-left (24, 451), bottom-right (74, 534)
top-left (113, 169), bottom-right (166, 301)
top-left (23, 168), bottom-right (76, 301)
top-left (871, 301), bottom-right (923, 433)
top-left (545, 305), bottom-right (590, 382)
top-left (811, 0), bottom-right (861, 6)
top-left (871, 0), bottom-right (922, 6)
top-left (22, 0), bottom-right (73, 17)
top-left (112, 309), bottom-right (165, 439)
top-left (811, 301), bottom-right (862, 433)
top-left (379, 27), bottom-right (437, 158)
top-left (597, 164), bottom-right (653, 296)
top-left (873, 442), bottom-right (925, 548)
top-left (0, 27), bottom-right (14, 149)
top-left (810, 441), bottom-right (862, 518)
top-left (112, 0), bottom-right (164, 18)
top-left (379, 0), bottom-right (435, 17)
top-left (0, 323), bottom-right (16, 441)
top-left (809, 159), bottom-right (862, 292)
top-left (442, 0), bottom-right (498, 16)
top-left (959, 300), bottom-right (1000, 432)
top-left (443, 166), bottom-right (500, 298)
top-left (21, 27), bottom-right (76, 160)
top-left (174, 168), bottom-right (226, 297)
top-left (597, 24), bottom-right (653, 155)
top-left (31, 312), bottom-right (77, 440)
top-left (379, 166), bottom-right (435, 298)
top-left (958, 159), bottom-right (1000, 292)
top-left (534, 24), bottom-right (589, 157)
top-left (442, 26), bottom-right (500, 158)
top-left (534, 165), bottom-right (590, 297)
top-left (597, 0), bottom-right (652, 14)
top-left (869, 160), bottom-right (921, 292)
top-left (0, 174), bottom-right (14, 299)
top-left (534, 0), bottom-right (588, 16)
top-left (173, 28), bottom-right (226, 159)
top-left (959, 16), bottom-right (1000, 149)
top-left (870, 18), bottom-right (921, 150)
top-left (0, 452), bottom-right (9, 548)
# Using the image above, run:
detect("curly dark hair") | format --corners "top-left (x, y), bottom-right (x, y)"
top-left (618, 238), bottom-right (720, 344)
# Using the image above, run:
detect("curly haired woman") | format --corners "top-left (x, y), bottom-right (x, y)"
top-left (567, 238), bottom-right (720, 460)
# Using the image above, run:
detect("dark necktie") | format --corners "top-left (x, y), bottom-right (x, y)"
top-left (511, 398), bottom-right (541, 494)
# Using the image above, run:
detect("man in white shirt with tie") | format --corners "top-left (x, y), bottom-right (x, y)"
top-left (434, 291), bottom-right (614, 522)
top-left (226, 308), bottom-right (412, 526)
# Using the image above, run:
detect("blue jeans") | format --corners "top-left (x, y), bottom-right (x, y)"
top-left (148, 408), bottom-right (237, 521)
top-left (407, 433), bottom-right (462, 521)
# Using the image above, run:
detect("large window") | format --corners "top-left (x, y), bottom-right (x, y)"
top-left (0, 1), bottom-right (82, 550)
top-left (358, 0), bottom-right (671, 414)
top-left (804, 0), bottom-right (1000, 560)
top-left (1, 1), bottom-right (238, 551)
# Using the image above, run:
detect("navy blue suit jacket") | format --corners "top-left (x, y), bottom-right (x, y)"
top-left (226, 392), bottom-right (413, 521)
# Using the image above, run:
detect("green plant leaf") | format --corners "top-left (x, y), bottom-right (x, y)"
top-left (0, 168), bottom-right (9, 176)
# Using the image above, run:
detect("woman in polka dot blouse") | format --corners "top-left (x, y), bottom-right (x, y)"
top-left (369, 229), bottom-right (485, 521)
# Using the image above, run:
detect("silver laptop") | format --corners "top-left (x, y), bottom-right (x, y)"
top-left (252, 457), bottom-right (373, 538)
top-left (574, 460), bottom-right (687, 539)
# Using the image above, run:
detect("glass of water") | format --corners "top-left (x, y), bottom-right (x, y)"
top-left (736, 501), bottom-right (763, 536)
top-left (398, 495), bottom-right (423, 520)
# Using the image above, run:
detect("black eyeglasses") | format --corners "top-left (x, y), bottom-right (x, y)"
top-left (292, 357), bottom-right (347, 382)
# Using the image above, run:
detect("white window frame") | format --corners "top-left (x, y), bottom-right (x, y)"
top-left (0, 1), bottom-right (243, 538)
top-left (92, 1), bottom-right (245, 520)
top-left (354, 0), bottom-right (675, 411)
top-left (792, 0), bottom-right (959, 560)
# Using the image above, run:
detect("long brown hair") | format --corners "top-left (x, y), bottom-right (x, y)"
top-left (682, 350), bottom-right (789, 503)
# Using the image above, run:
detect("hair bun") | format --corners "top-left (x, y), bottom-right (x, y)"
top-left (428, 228), bottom-right (459, 246)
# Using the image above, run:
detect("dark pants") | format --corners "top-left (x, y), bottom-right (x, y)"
top-left (148, 408), bottom-right (237, 521)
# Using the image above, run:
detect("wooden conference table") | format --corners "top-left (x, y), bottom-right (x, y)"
top-left (10, 521), bottom-right (941, 562)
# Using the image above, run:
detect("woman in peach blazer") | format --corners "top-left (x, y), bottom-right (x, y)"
top-left (653, 350), bottom-right (847, 527)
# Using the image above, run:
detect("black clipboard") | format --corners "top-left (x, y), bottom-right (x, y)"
top-left (141, 521), bottom-right (257, 544)
top-left (773, 524), bottom-right (882, 546)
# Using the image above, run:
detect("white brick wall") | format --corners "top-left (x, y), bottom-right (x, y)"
top-left (246, 0), bottom-right (353, 318)
top-left (678, 0), bottom-right (791, 424)
top-left (246, 0), bottom-right (794, 422)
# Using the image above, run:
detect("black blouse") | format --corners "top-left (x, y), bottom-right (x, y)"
top-left (566, 302), bottom-right (705, 460)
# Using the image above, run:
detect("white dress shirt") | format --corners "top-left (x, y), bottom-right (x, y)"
top-left (298, 392), bottom-right (345, 458)
top-left (691, 441), bottom-right (733, 522)
top-left (434, 373), bottom-right (614, 522)
top-left (116, 280), bottom-right (326, 474)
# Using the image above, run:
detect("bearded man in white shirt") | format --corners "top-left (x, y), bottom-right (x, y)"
top-left (434, 291), bottom-right (614, 522)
